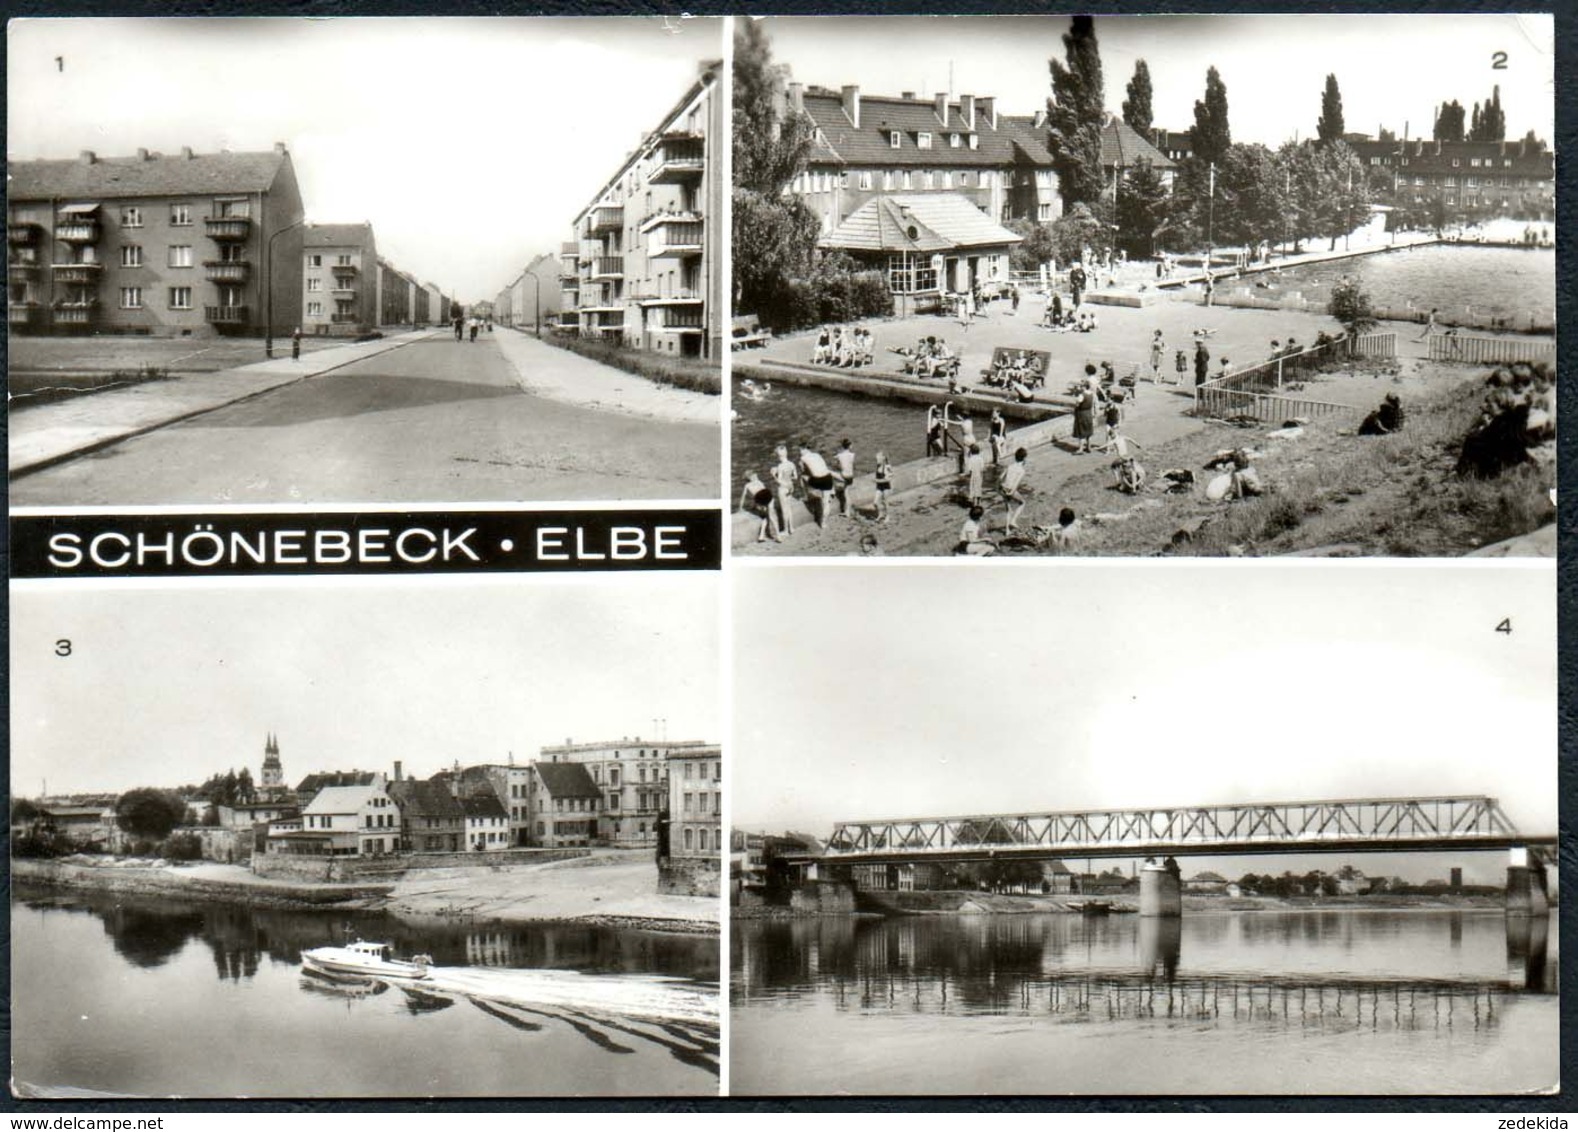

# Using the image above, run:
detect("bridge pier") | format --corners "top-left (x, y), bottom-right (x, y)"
top-left (1505, 864), bottom-right (1549, 916)
top-left (1138, 863), bottom-right (1182, 917)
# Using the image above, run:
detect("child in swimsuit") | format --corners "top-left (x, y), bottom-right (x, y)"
top-left (873, 451), bottom-right (893, 522)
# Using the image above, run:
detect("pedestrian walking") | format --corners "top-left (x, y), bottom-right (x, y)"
top-left (1175, 349), bottom-right (1188, 386)
top-left (1194, 337), bottom-right (1211, 387)
top-left (454, 315), bottom-right (464, 342)
top-left (1010, 285), bottom-right (1021, 314)
top-left (1149, 331), bottom-right (1165, 384)
top-left (469, 319), bottom-right (479, 343)
top-left (1414, 308), bottom-right (1439, 343)
top-left (1072, 370), bottom-right (1098, 454)
top-left (1069, 262), bottom-right (1086, 309)
top-left (291, 326), bottom-right (301, 362)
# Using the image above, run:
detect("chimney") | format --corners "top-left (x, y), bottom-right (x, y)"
top-left (961, 94), bottom-right (976, 130)
top-left (78, 150), bottom-right (96, 165)
top-left (841, 84), bottom-right (860, 127)
top-left (978, 96), bottom-right (996, 129)
top-left (901, 91), bottom-right (915, 101)
top-left (934, 91), bottom-right (949, 126)
top-left (136, 148), bottom-right (150, 162)
top-left (274, 141), bottom-right (288, 155)
top-left (181, 146), bottom-right (194, 160)
top-left (1032, 109), bottom-right (1049, 130)
top-left (393, 760), bottom-right (403, 782)
top-left (787, 81), bottom-right (804, 114)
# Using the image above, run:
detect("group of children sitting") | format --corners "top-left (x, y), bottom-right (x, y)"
top-left (811, 325), bottom-right (875, 368)
top-left (981, 350), bottom-right (1045, 393)
top-left (1040, 300), bottom-right (1101, 333)
top-left (890, 336), bottom-right (961, 381)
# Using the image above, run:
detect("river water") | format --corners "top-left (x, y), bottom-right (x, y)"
top-left (732, 910), bottom-right (1557, 1095)
top-left (11, 886), bottom-right (719, 1097)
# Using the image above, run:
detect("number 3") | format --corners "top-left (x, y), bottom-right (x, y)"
top-left (55, 639), bottom-right (72, 656)
top-left (1492, 51), bottom-right (1508, 69)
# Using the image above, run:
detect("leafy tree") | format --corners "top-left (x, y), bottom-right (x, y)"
top-left (1114, 161), bottom-right (1171, 258)
top-left (1328, 276), bottom-right (1377, 334)
top-left (1006, 219), bottom-right (1058, 272)
top-left (1189, 66), bottom-right (1232, 167)
top-left (160, 831), bottom-right (203, 862)
top-left (1122, 59), bottom-right (1153, 135)
top-left (1469, 85), bottom-right (1506, 142)
top-left (236, 767), bottom-right (255, 804)
top-left (733, 18), bottom-right (813, 196)
top-left (1434, 100), bottom-right (1466, 142)
top-left (1216, 143), bottom-right (1289, 252)
top-left (1316, 74), bottom-right (1345, 145)
top-left (733, 190), bottom-right (820, 320)
top-left (115, 788), bottom-right (186, 842)
top-left (1046, 15), bottom-right (1108, 210)
top-left (11, 797), bottom-right (42, 824)
top-left (1048, 202), bottom-right (1108, 262)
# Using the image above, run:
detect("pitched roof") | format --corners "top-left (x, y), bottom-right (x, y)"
top-left (296, 771), bottom-right (378, 797)
top-left (533, 761), bottom-right (601, 799)
top-left (303, 223), bottom-right (374, 248)
top-left (1100, 118), bottom-right (1176, 170)
top-left (8, 148), bottom-right (290, 202)
top-left (801, 90), bottom-right (1052, 170)
top-left (303, 784), bottom-right (383, 814)
top-left (822, 193), bottom-right (1023, 253)
top-left (460, 794), bottom-right (508, 820)
top-left (388, 778), bottom-right (464, 819)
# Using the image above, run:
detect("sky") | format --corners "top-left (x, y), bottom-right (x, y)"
top-left (7, 17), bottom-right (722, 303)
top-left (758, 14), bottom-right (1555, 149)
top-left (733, 563), bottom-right (1555, 885)
top-left (11, 575), bottom-right (719, 796)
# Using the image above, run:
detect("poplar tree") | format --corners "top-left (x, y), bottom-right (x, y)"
top-left (1189, 66), bottom-right (1231, 166)
top-left (1316, 74), bottom-right (1345, 145)
top-left (1046, 15), bottom-right (1108, 209)
top-left (1122, 60), bottom-right (1153, 135)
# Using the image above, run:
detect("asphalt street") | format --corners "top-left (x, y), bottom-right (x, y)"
top-left (11, 332), bottom-right (721, 506)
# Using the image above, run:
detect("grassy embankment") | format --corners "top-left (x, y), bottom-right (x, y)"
top-left (540, 331), bottom-right (721, 395)
top-left (1034, 362), bottom-right (1554, 557)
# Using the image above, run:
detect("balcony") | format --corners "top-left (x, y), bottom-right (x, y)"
top-left (55, 219), bottom-right (102, 244)
top-left (560, 240), bottom-right (579, 256)
top-left (203, 260), bottom-right (251, 283)
top-left (8, 301), bottom-right (41, 326)
top-left (560, 288), bottom-right (579, 309)
top-left (588, 206), bottom-right (623, 234)
top-left (646, 219), bottom-right (704, 258)
top-left (659, 307), bottom-right (705, 330)
top-left (8, 222), bottom-right (41, 245)
top-left (8, 259), bottom-right (41, 279)
top-left (649, 135), bottom-right (706, 184)
top-left (205, 216), bottom-right (252, 241)
top-left (591, 255), bottom-right (624, 281)
top-left (331, 263), bottom-right (359, 278)
top-left (635, 289), bottom-right (703, 306)
top-left (331, 313), bottom-right (359, 324)
top-left (204, 304), bottom-right (249, 324)
top-left (52, 301), bottom-right (98, 325)
top-left (51, 262), bottom-right (104, 285)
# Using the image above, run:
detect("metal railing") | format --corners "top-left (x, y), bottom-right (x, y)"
top-left (1427, 333), bottom-right (1555, 366)
top-left (1194, 334), bottom-right (1388, 423)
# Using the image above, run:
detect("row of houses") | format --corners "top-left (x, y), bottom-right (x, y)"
top-left (491, 59), bottom-right (725, 360)
top-left (7, 144), bottom-right (451, 338)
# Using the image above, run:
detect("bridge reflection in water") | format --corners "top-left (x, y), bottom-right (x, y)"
top-left (735, 911), bottom-right (1554, 1036)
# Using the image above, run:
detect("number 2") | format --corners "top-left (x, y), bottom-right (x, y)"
top-left (1491, 51), bottom-right (1508, 70)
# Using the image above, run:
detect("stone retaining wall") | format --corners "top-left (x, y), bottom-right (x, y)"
top-left (253, 847), bottom-right (588, 882)
top-left (789, 880), bottom-right (856, 914)
top-left (13, 858), bottom-right (391, 907)
top-left (658, 855), bottom-right (722, 898)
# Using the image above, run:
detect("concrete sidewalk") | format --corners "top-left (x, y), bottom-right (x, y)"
top-left (9, 328), bottom-right (435, 478)
top-left (492, 327), bottom-right (720, 425)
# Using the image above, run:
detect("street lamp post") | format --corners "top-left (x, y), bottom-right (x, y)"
top-left (1205, 161), bottom-right (1216, 296)
top-left (264, 217), bottom-right (305, 359)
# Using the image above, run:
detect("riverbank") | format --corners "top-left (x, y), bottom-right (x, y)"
top-left (16, 852), bottom-right (719, 933)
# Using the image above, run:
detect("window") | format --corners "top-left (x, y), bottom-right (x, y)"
top-left (1451, 158), bottom-right (1460, 167)
top-left (169, 286), bottom-right (191, 310)
top-left (1038, 202), bottom-right (1052, 222)
top-left (902, 171), bottom-right (913, 190)
top-left (949, 133), bottom-right (961, 148)
top-left (699, 828), bottom-right (709, 852)
top-left (684, 762), bottom-right (694, 780)
top-left (336, 254), bottom-right (352, 266)
top-left (121, 207), bottom-right (143, 228)
top-left (306, 301), bottom-right (322, 316)
top-left (958, 172), bottom-right (969, 187)
top-left (170, 204), bottom-right (192, 226)
top-left (1036, 170), bottom-right (1053, 188)
top-left (917, 132), bottom-right (932, 149)
top-left (858, 171), bottom-right (873, 190)
top-left (168, 245), bottom-right (193, 268)
top-left (1503, 158), bottom-right (1512, 168)
top-left (119, 287), bottom-right (143, 309)
top-left (1400, 158), bottom-right (1409, 167)
top-left (120, 245), bottom-right (143, 268)
top-left (890, 130), bottom-right (902, 149)
top-left (970, 135), bottom-right (980, 150)
top-left (214, 198), bottom-right (250, 218)
top-left (922, 170), bottom-right (935, 190)
top-left (306, 254), bottom-right (322, 268)
top-left (1369, 157), bottom-right (1380, 166)
top-left (882, 170), bottom-right (895, 191)
top-left (307, 277), bottom-right (321, 292)
top-left (683, 827), bottom-right (694, 850)
top-left (684, 792), bottom-right (693, 813)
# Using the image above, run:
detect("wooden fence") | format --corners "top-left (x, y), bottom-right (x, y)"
top-left (1427, 333), bottom-right (1555, 366)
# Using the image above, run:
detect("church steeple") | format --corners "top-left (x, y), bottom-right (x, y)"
top-left (261, 731), bottom-right (284, 789)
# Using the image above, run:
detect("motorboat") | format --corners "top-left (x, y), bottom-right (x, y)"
top-left (301, 939), bottom-right (433, 981)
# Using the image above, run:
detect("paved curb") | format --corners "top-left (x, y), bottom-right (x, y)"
top-left (10, 331), bottom-right (432, 480)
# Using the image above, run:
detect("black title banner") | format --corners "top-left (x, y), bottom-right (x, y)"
top-left (11, 509), bottom-right (721, 578)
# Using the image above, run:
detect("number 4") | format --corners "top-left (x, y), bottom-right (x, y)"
top-left (1495, 618), bottom-right (1512, 635)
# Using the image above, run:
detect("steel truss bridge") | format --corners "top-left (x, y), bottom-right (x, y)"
top-left (818, 795), bottom-right (1555, 864)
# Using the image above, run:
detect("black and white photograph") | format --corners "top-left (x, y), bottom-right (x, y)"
top-left (730, 564), bottom-right (1557, 1095)
top-left (9, 576), bottom-right (722, 1097)
top-left (8, 16), bottom-right (723, 508)
top-left (730, 14), bottom-right (1556, 558)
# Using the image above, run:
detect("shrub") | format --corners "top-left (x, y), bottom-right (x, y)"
top-left (159, 831), bottom-right (203, 862)
top-left (1328, 277), bottom-right (1377, 334)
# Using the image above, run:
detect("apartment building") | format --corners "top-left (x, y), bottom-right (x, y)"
top-left (665, 745), bottom-right (722, 859)
top-left (423, 281), bottom-right (449, 326)
top-left (285, 782), bottom-right (400, 856)
top-left (494, 253), bottom-right (561, 331)
top-left (528, 761), bottom-right (602, 849)
top-left (566, 59), bottom-right (723, 358)
top-left (456, 763), bottom-right (535, 847)
top-left (8, 144), bottom-right (304, 337)
top-left (1347, 135), bottom-right (1555, 220)
top-left (377, 258), bottom-right (411, 327)
top-left (300, 223), bottom-right (377, 335)
top-left (537, 737), bottom-right (701, 849)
